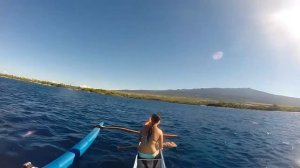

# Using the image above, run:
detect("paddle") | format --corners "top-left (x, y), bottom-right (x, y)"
top-left (117, 142), bottom-right (177, 150)
top-left (96, 125), bottom-right (178, 138)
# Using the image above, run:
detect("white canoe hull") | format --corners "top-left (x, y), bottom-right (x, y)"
top-left (133, 150), bottom-right (166, 168)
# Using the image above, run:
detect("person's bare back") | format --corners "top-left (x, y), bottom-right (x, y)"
top-left (137, 114), bottom-right (163, 159)
top-left (138, 125), bottom-right (163, 154)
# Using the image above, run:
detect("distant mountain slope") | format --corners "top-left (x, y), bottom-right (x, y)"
top-left (120, 88), bottom-right (300, 106)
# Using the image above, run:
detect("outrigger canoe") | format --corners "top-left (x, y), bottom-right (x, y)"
top-left (24, 122), bottom-right (169, 168)
top-left (43, 122), bottom-right (104, 168)
top-left (133, 148), bottom-right (166, 168)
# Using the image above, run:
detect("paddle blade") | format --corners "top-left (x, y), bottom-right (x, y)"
top-left (163, 142), bottom-right (177, 148)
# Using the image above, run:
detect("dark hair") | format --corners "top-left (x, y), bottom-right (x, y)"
top-left (147, 114), bottom-right (160, 142)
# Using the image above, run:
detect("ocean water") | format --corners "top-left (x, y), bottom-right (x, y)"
top-left (1, 77), bottom-right (300, 168)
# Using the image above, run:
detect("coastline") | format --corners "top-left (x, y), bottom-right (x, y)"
top-left (1, 73), bottom-right (300, 112)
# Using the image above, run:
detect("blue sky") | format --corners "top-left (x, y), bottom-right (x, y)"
top-left (0, 0), bottom-right (300, 97)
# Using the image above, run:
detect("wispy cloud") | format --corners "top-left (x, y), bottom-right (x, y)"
top-left (212, 51), bottom-right (224, 61)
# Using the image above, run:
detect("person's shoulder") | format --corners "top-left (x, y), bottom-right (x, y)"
top-left (157, 127), bottom-right (163, 134)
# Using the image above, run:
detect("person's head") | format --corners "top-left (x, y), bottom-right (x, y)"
top-left (146, 114), bottom-right (161, 142)
top-left (151, 113), bottom-right (160, 125)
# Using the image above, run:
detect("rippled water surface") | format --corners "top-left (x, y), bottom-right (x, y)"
top-left (1, 77), bottom-right (300, 168)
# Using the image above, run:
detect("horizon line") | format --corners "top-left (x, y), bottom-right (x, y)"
top-left (1, 72), bottom-right (299, 99)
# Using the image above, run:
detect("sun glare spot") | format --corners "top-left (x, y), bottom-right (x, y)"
top-left (271, 7), bottom-right (300, 40)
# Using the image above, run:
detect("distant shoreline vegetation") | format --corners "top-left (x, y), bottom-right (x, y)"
top-left (1, 73), bottom-right (300, 112)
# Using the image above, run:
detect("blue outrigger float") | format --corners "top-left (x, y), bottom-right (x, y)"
top-left (43, 122), bottom-right (104, 168)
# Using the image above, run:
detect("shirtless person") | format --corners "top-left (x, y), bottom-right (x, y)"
top-left (137, 114), bottom-right (163, 168)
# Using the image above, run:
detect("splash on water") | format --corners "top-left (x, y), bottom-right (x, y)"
top-left (21, 130), bottom-right (35, 138)
top-left (296, 159), bottom-right (300, 167)
top-left (282, 141), bottom-right (290, 145)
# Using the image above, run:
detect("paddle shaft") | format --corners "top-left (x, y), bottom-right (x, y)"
top-left (118, 141), bottom-right (177, 150)
top-left (97, 125), bottom-right (177, 138)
